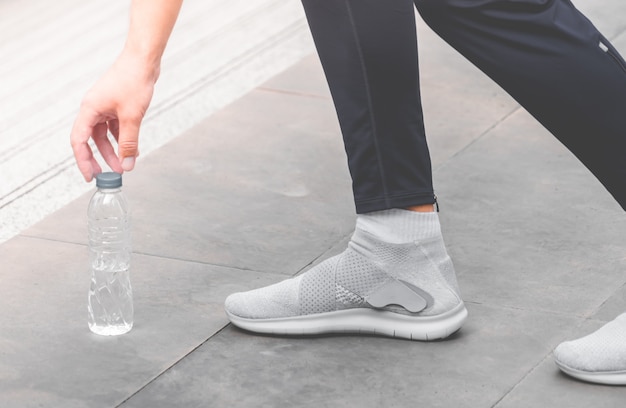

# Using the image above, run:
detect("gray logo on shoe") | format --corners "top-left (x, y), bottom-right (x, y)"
top-left (365, 280), bottom-right (429, 313)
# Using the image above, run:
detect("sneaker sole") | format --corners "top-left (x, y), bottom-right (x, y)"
top-left (555, 360), bottom-right (626, 385)
top-left (226, 302), bottom-right (468, 341)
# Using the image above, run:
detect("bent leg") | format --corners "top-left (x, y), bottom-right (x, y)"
top-left (224, 1), bottom-right (468, 341)
top-left (301, 0), bottom-right (435, 213)
top-left (415, 0), bottom-right (626, 210)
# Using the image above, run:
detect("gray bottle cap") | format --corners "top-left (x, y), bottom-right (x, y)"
top-left (95, 172), bottom-right (122, 188)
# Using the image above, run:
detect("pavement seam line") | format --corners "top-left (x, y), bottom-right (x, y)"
top-left (114, 324), bottom-right (232, 408)
top-left (293, 230), bottom-right (354, 277)
top-left (257, 86), bottom-right (331, 100)
top-left (433, 105), bottom-right (522, 173)
top-left (490, 352), bottom-right (555, 408)
top-left (13, 234), bottom-right (292, 276)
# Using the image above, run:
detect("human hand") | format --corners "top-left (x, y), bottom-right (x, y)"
top-left (70, 51), bottom-right (159, 182)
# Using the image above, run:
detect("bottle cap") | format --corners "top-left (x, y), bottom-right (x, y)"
top-left (95, 172), bottom-right (123, 189)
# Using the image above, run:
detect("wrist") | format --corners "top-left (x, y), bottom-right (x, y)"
top-left (117, 46), bottom-right (162, 83)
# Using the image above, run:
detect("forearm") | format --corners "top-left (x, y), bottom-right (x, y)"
top-left (122, 0), bottom-right (184, 78)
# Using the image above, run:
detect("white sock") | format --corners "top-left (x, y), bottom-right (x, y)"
top-left (355, 209), bottom-right (442, 244)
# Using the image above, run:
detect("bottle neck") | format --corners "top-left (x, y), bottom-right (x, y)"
top-left (97, 187), bottom-right (122, 193)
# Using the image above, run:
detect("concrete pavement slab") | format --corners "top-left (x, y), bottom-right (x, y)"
top-left (592, 284), bottom-right (626, 322)
top-left (117, 303), bottom-right (578, 408)
top-left (0, 236), bottom-right (282, 408)
top-left (495, 321), bottom-right (626, 408)
top-left (577, 0), bottom-right (626, 40)
top-left (24, 83), bottom-right (356, 275)
top-left (437, 108), bottom-right (626, 316)
top-left (0, 0), bottom-right (314, 244)
top-left (3, 0), bottom-right (626, 406)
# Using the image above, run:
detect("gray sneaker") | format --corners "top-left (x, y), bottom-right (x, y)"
top-left (554, 313), bottom-right (626, 385)
top-left (224, 229), bottom-right (467, 341)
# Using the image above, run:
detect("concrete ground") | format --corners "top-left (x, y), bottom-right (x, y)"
top-left (0, 0), bottom-right (313, 243)
top-left (2, 1), bottom-right (626, 407)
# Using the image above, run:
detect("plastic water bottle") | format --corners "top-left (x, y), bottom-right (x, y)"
top-left (87, 172), bottom-right (133, 335)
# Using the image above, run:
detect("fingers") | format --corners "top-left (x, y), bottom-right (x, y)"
top-left (71, 107), bottom-right (126, 181)
top-left (118, 114), bottom-right (141, 171)
top-left (70, 57), bottom-right (152, 181)
top-left (70, 113), bottom-right (101, 182)
top-left (70, 136), bottom-right (102, 182)
top-left (71, 107), bottom-right (143, 180)
top-left (108, 118), bottom-right (120, 142)
top-left (93, 122), bottom-right (124, 174)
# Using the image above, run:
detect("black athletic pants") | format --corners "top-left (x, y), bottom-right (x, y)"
top-left (301, 0), bottom-right (626, 214)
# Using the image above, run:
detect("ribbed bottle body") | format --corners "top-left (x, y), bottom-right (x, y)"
top-left (87, 187), bottom-right (133, 335)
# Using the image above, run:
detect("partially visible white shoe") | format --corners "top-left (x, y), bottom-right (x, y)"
top-left (225, 227), bottom-right (467, 341)
top-left (554, 313), bottom-right (626, 385)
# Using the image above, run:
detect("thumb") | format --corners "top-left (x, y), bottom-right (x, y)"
top-left (118, 115), bottom-right (141, 171)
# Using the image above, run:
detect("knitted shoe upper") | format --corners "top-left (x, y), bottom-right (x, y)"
top-left (224, 229), bottom-right (462, 320)
top-left (554, 313), bottom-right (626, 373)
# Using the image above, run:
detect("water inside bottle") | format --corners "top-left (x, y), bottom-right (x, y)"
top-left (88, 266), bottom-right (133, 336)
top-left (87, 177), bottom-right (133, 336)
